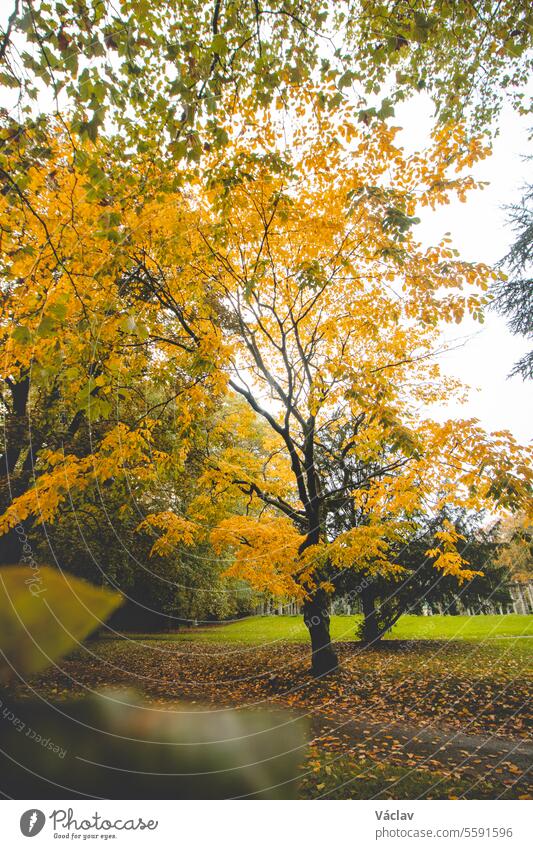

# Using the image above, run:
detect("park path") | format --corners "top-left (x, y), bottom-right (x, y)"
top-left (309, 710), bottom-right (533, 779)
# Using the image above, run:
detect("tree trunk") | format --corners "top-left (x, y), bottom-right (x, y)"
top-left (0, 375), bottom-right (31, 564)
top-left (361, 584), bottom-right (380, 644)
top-left (0, 378), bottom-right (85, 566)
top-left (0, 527), bottom-right (26, 565)
top-left (303, 589), bottom-right (338, 677)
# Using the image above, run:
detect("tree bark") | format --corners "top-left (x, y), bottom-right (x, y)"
top-left (361, 583), bottom-right (380, 643)
top-left (0, 376), bottom-right (31, 565)
top-left (0, 375), bottom-right (86, 565)
top-left (0, 526), bottom-right (25, 564)
top-left (303, 588), bottom-right (338, 677)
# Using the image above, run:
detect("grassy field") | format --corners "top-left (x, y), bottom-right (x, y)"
top-left (128, 613), bottom-right (533, 644)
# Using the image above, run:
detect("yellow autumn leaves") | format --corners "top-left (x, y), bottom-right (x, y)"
top-left (1, 91), bottom-right (530, 609)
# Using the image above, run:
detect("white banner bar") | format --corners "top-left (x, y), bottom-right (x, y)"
top-left (2, 799), bottom-right (532, 848)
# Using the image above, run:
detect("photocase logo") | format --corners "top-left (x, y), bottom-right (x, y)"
top-left (20, 809), bottom-right (46, 837)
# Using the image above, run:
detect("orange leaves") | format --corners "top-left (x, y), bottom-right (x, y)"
top-left (0, 455), bottom-right (93, 532)
top-left (328, 524), bottom-right (406, 579)
top-left (188, 101), bottom-right (498, 445)
top-left (136, 511), bottom-right (198, 557)
top-left (211, 515), bottom-right (306, 598)
top-left (425, 520), bottom-right (480, 582)
top-left (424, 419), bottom-right (532, 515)
top-left (1, 97), bottom-right (529, 625)
top-left (210, 514), bottom-right (408, 599)
top-left (0, 423), bottom-right (159, 534)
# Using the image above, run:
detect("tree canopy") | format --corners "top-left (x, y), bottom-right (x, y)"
top-left (1, 1), bottom-right (531, 673)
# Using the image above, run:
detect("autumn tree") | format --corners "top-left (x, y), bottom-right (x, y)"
top-left (334, 510), bottom-right (513, 641)
top-left (2, 100), bottom-right (530, 674)
top-left (30, 385), bottom-right (259, 627)
top-left (492, 513), bottom-right (533, 584)
top-left (0, 120), bottom-right (221, 567)
top-left (0, 119), bottom-right (264, 630)
top-left (124, 99), bottom-right (530, 675)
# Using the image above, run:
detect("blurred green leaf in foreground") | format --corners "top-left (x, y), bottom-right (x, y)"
top-left (0, 565), bottom-right (122, 682)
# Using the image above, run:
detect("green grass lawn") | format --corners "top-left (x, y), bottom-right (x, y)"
top-left (128, 613), bottom-right (533, 644)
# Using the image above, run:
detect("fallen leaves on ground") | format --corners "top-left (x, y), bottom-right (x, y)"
top-left (16, 637), bottom-right (532, 799)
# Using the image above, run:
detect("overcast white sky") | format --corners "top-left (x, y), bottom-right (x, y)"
top-left (394, 96), bottom-right (532, 443)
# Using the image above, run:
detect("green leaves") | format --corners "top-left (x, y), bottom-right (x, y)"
top-left (1, 0), bottom-right (530, 207)
top-left (119, 313), bottom-right (149, 340)
top-left (0, 71), bottom-right (20, 88)
top-left (36, 314), bottom-right (56, 337)
top-left (11, 325), bottom-right (32, 346)
top-left (337, 70), bottom-right (355, 89)
top-left (0, 566), bottom-right (122, 681)
top-left (377, 97), bottom-right (395, 120)
top-left (211, 33), bottom-right (227, 56)
top-left (382, 206), bottom-right (420, 239)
